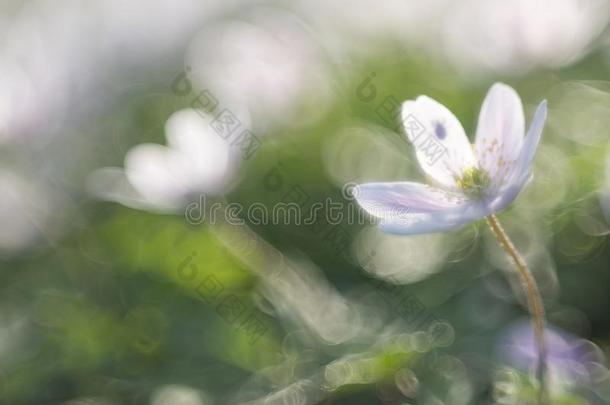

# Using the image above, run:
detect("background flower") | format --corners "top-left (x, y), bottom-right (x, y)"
top-left (496, 320), bottom-right (607, 400)
top-left (88, 109), bottom-right (240, 212)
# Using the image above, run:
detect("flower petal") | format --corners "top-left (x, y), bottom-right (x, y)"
top-left (378, 210), bottom-right (483, 235)
top-left (355, 182), bottom-right (488, 234)
top-left (165, 109), bottom-right (234, 194)
top-left (489, 100), bottom-right (547, 212)
top-left (474, 83), bottom-right (525, 190)
top-left (355, 182), bottom-right (468, 214)
top-left (401, 96), bottom-right (477, 189)
top-left (124, 143), bottom-right (189, 209)
top-left (512, 100), bottom-right (547, 186)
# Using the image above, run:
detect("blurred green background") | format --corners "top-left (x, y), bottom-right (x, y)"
top-left (2, 1), bottom-right (610, 404)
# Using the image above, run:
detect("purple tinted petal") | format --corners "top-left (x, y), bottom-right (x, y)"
top-left (510, 100), bottom-right (548, 187)
top-left (489, 101), bottom-right (547, 212)
top-left (355, 182), bottom-right (490, 234)
top-left (355, 182), bottom-right (468, 214)
top-left (378, 212), bottom-right (480, 235)
top-left (497, 320), bottom-right (604, 384)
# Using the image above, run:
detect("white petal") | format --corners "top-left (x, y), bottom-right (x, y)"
top-left (490, 100), bottom-right (547, 212)
top-left (474, 83), bottom-right (525, 190)
top-left (355, 181), bottom-right (488, 234)
top-left (379, 210), bottom-right (483, 235)
top-left (355, 182), bottom-right (468, 215)
top-left (124, 143), bottom-right (189, 209)
top-left (512, 100), bottom-right (547, 186)
top-left (165, 109), bottom-right (234, 194)
top-left (401, 96), bottom-right (477, 189)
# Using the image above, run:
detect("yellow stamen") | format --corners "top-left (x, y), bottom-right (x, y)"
top-left (456, 167), bottom-right (490, 198)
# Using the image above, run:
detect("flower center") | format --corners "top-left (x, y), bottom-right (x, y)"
top-left (456, 167), bottom-right (490, 198)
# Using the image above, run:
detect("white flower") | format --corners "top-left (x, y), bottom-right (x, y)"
top-left (88, 109), bottom-right (239, 212)
top-left (355, 83), bottom-right (547, 234)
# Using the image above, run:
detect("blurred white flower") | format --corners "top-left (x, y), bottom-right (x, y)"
top-left (88, 109), bottom-right (239, 212)
top-left (442, 0), bottom-right (610, 74)
top-left (187, 7), bottom-right (332, 131)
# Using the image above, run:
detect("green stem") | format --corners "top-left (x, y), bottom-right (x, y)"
top-left (486, 214), bottom-right (547, 405)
